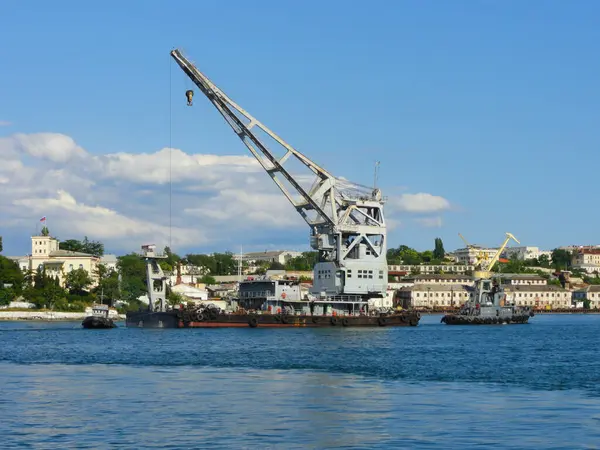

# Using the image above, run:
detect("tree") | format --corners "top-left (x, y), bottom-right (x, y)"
top-left (551, 249), bottom-right (572, 270)
top-left (537, 254), bottom-right (551, 268)
top-left (433, 238), bottom-right (445, 260)
top-left (268, 261), bottom-right (285, 270)
top-left (198, 274), bottom-right (216, 285)
top-left (41, 226), bottom-right (49, 236)
top-left (117, 253), bottom-right (147, 304)
top-left (0, 236), bottom-right (3, 253)
top-left (0, 255), bottom-right (24, 292)
top-left (93, 264), bottom-right (120, 305)
top-left (285, 252), bottom-right (318, 271)
top-left (59, 236), bottom-right (104, 256)
top-left (64, 268), bottom-right (93, 295)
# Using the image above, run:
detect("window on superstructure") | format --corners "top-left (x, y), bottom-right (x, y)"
top-left (347, 270), bottom-right (352, 278)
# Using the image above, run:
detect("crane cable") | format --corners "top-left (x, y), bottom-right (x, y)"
top-left (168, 51), bottom-right (173, 251)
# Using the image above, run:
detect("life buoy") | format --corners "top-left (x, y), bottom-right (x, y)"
top-left (248, 316), bottom-right (258, 328)
top-left (341, 318), bottom-right (349, 327)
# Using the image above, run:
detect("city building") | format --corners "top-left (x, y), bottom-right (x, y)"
top-left (100, 254), bottom-right (118, 272)
top-left (240, 250), bottom-right (303, 266)
top-left (572, 248), bottom-right (600, 274)
top-left (12, 235), bottom-right (100, 287)
top-left (494, 274), bottom-right (548, 286)
top-left (388, 264), bottom-right (475, 278)
top-left (452, 246), bottom-right (498, 265)
top-left (502, 246), bottom-right (552, 261)
top-left (572, 285), bottom-right (600, 308)
top-left (402, 274), bottom-right (475, 286)
top-left (396, 284), bottom-right (471, 309)
top-left (504, 285), bottom-right (571, 309)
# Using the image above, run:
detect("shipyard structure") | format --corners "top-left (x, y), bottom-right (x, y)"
top-left (126, 48), bottom-right (420, 328)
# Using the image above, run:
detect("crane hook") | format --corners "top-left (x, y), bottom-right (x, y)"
top-left (185, 89), bottom-right (194, 106)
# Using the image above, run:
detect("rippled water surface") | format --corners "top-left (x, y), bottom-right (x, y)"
top-left (2, 314), bottom-right (600, 449)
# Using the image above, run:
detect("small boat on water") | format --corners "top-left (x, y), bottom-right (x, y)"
top-left (82, 304), bottom-right (117, 329)
top-left (442, 232), bottom-right (535, 326)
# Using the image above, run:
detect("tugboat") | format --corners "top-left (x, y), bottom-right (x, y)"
top-left (82, 304), bottom-right (117, 329)
top-left (442, 232), bottom-right (535, 325)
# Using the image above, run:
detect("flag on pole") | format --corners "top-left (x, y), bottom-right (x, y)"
top-left (40, 216), bottom-right (46, 222)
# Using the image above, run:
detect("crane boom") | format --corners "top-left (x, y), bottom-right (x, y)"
top-left (171, 48), bottom-right (388, 300)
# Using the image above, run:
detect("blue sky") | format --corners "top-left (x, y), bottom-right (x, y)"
top-left (1, 0), bottom-right (599, 257)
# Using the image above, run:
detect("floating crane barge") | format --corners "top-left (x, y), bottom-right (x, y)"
top-left (126, 48), bottom-right (420, 329)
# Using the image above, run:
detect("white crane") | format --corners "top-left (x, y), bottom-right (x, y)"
top-left (171, 49), bottom-right (387, 301)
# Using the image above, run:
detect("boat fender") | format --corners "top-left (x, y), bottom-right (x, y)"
top-left (273, 314), bottom-right (281, 322)
top-left (330, 317), bottom-right (338, 326)
top-left (311, 316), bottom-right (319, 324)
top-left (281, 315), bottom-right (289, 324)
top-left (248, 316), bottom-right (258, 328)
top-left (341, 318), bottom-right (349, 327)
top-left (401, 315), bottom-right (409, 323)
top-left (377, 316), bottom-right (387, 326)
top-left (409, 317), bottom-right (418, 327)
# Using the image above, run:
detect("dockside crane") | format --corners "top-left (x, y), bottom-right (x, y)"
top-left (171, 49), bottom-right (387, 302)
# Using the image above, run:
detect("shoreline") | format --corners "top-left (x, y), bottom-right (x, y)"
top-left (0, 311), bottom-right (126, 321)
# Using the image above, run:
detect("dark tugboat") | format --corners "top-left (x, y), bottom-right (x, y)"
top-left (442, 232), bottom-right (535, 325)
top-left (82, 304), bottom-right (117, 329)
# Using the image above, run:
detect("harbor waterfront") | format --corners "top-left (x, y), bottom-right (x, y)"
top-left (1, 314), bottom-right (600, 448)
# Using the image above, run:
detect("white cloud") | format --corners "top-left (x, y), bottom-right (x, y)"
top-left (414, 216), bottom-right (443, 228)
top-left (0, 120), bottom-right (12, 127)
top-left (7, 133), bottom-right (87, 163)
top-left (0, 131), bottom-right (453, 254)
top-left (13, 190), bottom-right (207, 248)
top-left (388, 193), bottom-right (451, 213)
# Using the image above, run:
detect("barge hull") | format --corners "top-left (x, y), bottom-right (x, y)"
top-left (126, 311), bottom-right (420, 328)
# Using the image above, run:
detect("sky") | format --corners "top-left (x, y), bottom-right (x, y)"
top-left (1, 0), bottom-right (599, 257)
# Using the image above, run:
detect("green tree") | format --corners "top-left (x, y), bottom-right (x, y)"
top-left (64, 268), bottom-right (93, 295)
top-left (551, 249), bottom-right (572, 270)
top-left (285, 252), bottom-right (318, 271)
top-left (536, 254), bottom-right (551, 268)
top-left (198, 274), bottom-right (216, 285)
top-left (0, 255), bottom-right (24, 292)
top-left (117, 253), bottom-right (147, 304)
top-left (0, 236), bottom-right (3, 253)
top-left (268, 261), bottom-right (285, 270)
top-left (41, 226), bottom-right (49, 236)
top-left (164, 246), bottom-right (181, 266)
top-left (433, 238), bottom-right (445, 260)
top-left (59, 236), bottom-right (104, 256)
top-left (92, 264), bottom-right (120, 305)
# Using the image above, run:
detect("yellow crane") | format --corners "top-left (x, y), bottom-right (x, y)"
top-left (474, 232), bottom-right (520, 279)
